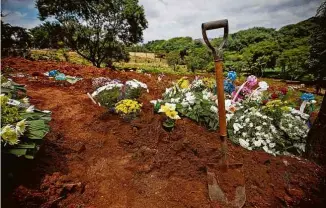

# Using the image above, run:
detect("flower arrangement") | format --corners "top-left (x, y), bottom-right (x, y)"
top-left (90, 79), bottom-right (148, 109)
top-left (125, 79), bottom-right (148, 99)
top-left (158, 103), bottom-right (180, 131)
top-left (115, 99), bottom-right (142, 120)
top-left (152, 73), bottom-right (318, 156)
top-left (0, 80), bottom-right (51, 159)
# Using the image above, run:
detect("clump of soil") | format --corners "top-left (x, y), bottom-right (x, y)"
top-left (1, 57), bottom-right (326, 208)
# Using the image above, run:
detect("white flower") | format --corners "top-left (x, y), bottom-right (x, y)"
top-left (249, 123), bottom-right (253, 128)
top-left (255, 111), bottom-right (263, 117)
top-left (262, 146), bottom-right (271, 154)
top-left (16, 120), bottom-right (26, 135)
top-left (269, 143), bottom-right (276, 148)
top-left (239, 139), bottom-right (250, 150)
top-left (226, 113), bottom-right (234, 121)
top-left (255, 126), bottom-right (262, 131)
top-left (170, 98), bottom-right (180, 103)
top-left (150, 99), bottom-right (162, 105)
top-left (258, 81), bottom-right (269, 90)
top-left (262, 122), bottom-right (267, 126)
top-left (242, 132), bottom-right (247, 137)
top-left (233, 123), bottom-right (240, 132)
top-left (26, 105), bottom-right (35, 113)
top-left (22, 97), bottom-right (29, 104)
top-left (181, 100), bottom-right (189, 107)
top-left (126, 79), bottom-right (147, 89)
top-left (165, 87), bottom-right (173, 95)
top-left (202, 90), bottom-right (213, 100)
top-left (210, 106), bottom-right (218, 113)
top-left (185, 92), bottom-right (196, 104)
top-left (311, 100), bottom-right (316, 104)
top-left (245, 118), bottom-right (250, 123)
top-left (266, 139), bottom-right (271, 144)
top-left (254, 140), bottom-right (262, 147)
top-left (262, 115), bottom-right (267, 119)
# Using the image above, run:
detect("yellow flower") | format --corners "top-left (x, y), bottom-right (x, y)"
top-left (177, 77), bottom-right (190, 89)
top-left (115, 99), bottom-right (142, 115)
top-left (1, 125), bottom-right (19, 145)
top-left (202, 77), bottom-right (215, 89)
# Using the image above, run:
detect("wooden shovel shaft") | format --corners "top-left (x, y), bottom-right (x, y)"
top-left (215, 60), bottom-right (227, 138)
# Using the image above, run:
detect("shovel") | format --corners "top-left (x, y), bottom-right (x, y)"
top-left (202, 19), bottom-right (246, 208)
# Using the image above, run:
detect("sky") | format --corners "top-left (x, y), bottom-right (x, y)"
top-left (1, 0), bottom-right (322, 42)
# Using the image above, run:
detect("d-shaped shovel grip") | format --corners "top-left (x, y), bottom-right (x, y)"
top-left (201, 19), bottom-right (229, 59)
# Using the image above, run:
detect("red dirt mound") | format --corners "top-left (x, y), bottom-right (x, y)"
top-left (1, 57), bottom-right (325, 208)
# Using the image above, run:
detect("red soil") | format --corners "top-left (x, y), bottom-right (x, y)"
top-left (1, 57), bottom-right (325, 208)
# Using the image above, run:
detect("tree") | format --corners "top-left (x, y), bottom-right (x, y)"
top-left (36, 0), bottom-right (147, 68)
top-left (166, 51), bottom-right (179, 71)
top-left (1, 21), bottom-right (31, 57)
top-left (277, 46), bottom-right (310, 80)
top-left (185, 47), bottom-right (211, 72)
top-left (30, 21), bottom-right (64, 49)
top-left (308, 1), bottom-right (326, 93)
top-left (305, 1), bottom-right (326, 164)
top-left (242, 40), bottom-right (280, 76)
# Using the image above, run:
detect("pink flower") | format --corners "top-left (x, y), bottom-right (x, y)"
top-left (241, 86), bottom-right (252, 96)
top-left (246, 75), bottom-right (257, 88)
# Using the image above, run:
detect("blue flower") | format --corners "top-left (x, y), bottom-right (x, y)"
top-left (224, 80), bottom-right (235, 94)
top-left (227, 71), bottom-right (237, 81)
top-left (49, 70), bottom-right (58, 77)
top-left (301, 93), bottom-right (315, 101)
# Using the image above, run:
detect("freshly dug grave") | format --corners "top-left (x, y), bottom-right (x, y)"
top-left (1, 57), bottom-right (326, 208)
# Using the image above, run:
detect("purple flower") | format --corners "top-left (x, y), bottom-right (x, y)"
top-left (246, 75), bottom-right (257, 87)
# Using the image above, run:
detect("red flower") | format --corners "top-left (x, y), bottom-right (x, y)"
top-left (280, 87), bottom-right (288, 95)
top-left (271, 93), bottom-right (278, 99)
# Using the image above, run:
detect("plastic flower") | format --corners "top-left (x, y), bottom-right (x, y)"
top-left (227, 71), bottom-right (237, 81)
top-left (16, 119), bottom-right (27, 135)
top-left (224, 80), bottom-right (235, 94)
top-left (48, 70), bottom-right (58, 77)
top-left (1, 125), bottom-right (19, 145)
top-left (258, 81), bottom-right (269, 90)
top-left (301, 93), bottom-right (315, 101)
top-left (246, 75), bottom-right (258, 87)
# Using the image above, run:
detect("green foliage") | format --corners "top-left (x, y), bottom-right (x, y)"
top-left (95, 88), bottom-right (121, 108)
top-left (1, 21), bottom-right (31, 57)
top-left (185, 47), bottom-right (211, 72)
top-left (29, 21), bottom-right (64, 49)
top-left (277, 46), bottom-right (310, 80)
top-left (36, 0), bottom-right (147, 68)
top-left (166, 51), bottom-right (180, 70)
top-left (183, 97), bottom-right (219, 130)
top-left (0, 96), bottom-right (22, 126)
top-left (308, 2), bottom-right (326, 82)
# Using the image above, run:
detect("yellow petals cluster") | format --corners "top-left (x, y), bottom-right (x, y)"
top-left (158, 103), bottom-right (180, 120)
top-left (202, 77), bottom-right (215, 89)
top-left (177, 77), bottom-right (190, 89)
top-left (115, 99), bottom-right (142, 115)
top-left (263, 99), bottom-right (290, 112)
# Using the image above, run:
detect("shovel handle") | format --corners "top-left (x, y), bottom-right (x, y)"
top-left (201, 19), bottom-right (229, 58)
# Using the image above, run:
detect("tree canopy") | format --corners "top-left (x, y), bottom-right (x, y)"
top-left (36, 0), bottom-right (148, 67)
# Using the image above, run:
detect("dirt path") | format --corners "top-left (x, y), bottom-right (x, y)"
top-left (2, 58), bottom-right (326, 208)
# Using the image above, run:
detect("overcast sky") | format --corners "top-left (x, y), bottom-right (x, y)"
top-left (1, 0), bottom-right (322, 42)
